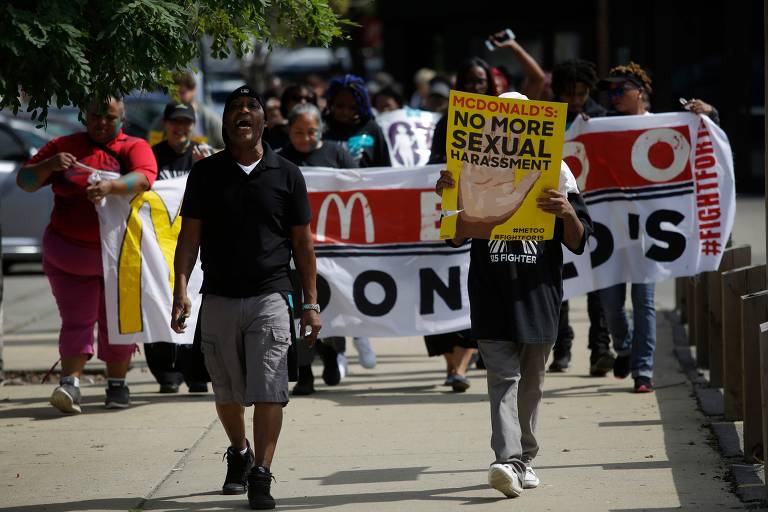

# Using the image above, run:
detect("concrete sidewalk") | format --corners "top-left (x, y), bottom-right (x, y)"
top-left (0, 292), bottom-right (751, 511)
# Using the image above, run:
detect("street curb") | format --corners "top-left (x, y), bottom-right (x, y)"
top-left (665, 309), bottom-right (767, 506)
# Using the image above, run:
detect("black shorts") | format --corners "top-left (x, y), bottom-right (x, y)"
top-left (424, 329), bottom-right (476, 356)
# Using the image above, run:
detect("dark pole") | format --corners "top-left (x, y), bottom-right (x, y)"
top-left (764, 0), bottom-right (767, 262)
top-left (596, 0), bottom-right (610, 77)
top-left (199, 39), bottom-right (211, 104)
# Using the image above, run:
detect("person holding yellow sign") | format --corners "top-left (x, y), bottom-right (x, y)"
top-left (436, 91), bottom-right (593, 498)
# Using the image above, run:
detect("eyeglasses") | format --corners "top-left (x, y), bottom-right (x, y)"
top-left (607, 83), bottom-right (640, 98)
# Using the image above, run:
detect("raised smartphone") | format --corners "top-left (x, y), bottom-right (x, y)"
top-left (485, 29), bottom-right (515, 51)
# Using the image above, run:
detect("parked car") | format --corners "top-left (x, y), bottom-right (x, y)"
top-left (11, 105), bottom-right (82, 138)
top-left (0, 114), bottom-right (54, 272)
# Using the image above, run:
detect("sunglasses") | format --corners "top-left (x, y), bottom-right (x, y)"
top-left (607, 83), bottom-right (641, 98)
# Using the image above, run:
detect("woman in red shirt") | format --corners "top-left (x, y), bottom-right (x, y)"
top-left (19, 97), bottom-right (157, 413)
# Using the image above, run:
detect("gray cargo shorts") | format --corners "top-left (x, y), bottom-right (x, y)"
top-left (200, 293), bottom-right (291, 406)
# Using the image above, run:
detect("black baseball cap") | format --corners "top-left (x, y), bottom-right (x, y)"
top-left (223, 85), bottom-right (264, 113)
top-left (163, 102), bottom-right (196, 122)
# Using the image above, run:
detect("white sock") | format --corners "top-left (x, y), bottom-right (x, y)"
top-left (239, 446), bottom-right (249, 456)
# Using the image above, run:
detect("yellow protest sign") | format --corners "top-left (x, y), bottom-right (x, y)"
top-left (439, 91), bottom-right (568, 241)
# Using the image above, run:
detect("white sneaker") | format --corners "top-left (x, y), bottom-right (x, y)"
top-left (488, 463), bottom-right (522, 498)
top-left (337, 352), bottom-right (348, 380)
top-left (523, 465), bottom-right (540, 489)
top-left (352, 336), bottom-right (377, 369)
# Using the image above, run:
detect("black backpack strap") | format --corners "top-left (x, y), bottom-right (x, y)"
top-left (92, 140), bottom-right (126, 174)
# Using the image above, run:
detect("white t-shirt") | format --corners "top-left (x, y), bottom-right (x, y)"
top-left (237, 159), bottom-right (261, 175)
top-left (559, 160), bottom-right (579, 194)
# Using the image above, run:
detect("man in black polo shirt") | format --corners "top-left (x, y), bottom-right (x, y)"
top-left (171, 86), bottom-right (321, 510)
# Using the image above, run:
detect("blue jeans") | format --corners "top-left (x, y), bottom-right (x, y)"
top-left (598, 283), bottom-right (656, 378)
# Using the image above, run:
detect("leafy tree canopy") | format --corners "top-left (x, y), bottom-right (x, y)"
top-left (0, 0), bottom-right (347, 121)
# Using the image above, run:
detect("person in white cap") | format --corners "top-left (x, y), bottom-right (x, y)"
top-left (435, 92), bottom-right (593, 498)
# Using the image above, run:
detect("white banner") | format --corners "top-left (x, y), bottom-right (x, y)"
top-left (98, 177), bottom-right (203, 345)
top-left (376, 108), bottom-right (441, 167)
top-left (562, 113), bottom-right (734, 299)
top-left (97, 112), bottom-right (734, 341)
top-left (302, 165), bottom-right (470, 337)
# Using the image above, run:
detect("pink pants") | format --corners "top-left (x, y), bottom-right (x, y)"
top-left (42, 228), bottom-right (135, 363)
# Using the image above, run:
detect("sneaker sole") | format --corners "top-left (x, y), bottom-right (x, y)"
top-left (249, 499), bottom-right (276, 510)
top-left (50, 388), bottom-right (81, 414)
top-left (104, 401), bottom-right (130, 409)
top-left (488, 467), bottom-right (522, 498)
top-left (522, 476), bottom-right (540, 489)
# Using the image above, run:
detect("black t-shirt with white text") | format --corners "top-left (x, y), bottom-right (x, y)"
top-left (152, 140), bottom-right (198, 180)
top-left (180, 144), bottom-right (312, 297)
top-left (464, 192), bottom-right (593, 343)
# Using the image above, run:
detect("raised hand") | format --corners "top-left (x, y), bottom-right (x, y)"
top-left (684, 98), bottom-right (714, 115)
top-left (457, 121), bottom-right (541, 229)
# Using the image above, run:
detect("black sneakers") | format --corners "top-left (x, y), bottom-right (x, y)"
top-left (50, 376), bottom-right (82, 414)
top-left (223, 442), bottom-right (255, 495)
top-left (547, 351), bottom-right (571, 372)
top-left (187, 382), bottom-right (209, 393)
top-left (159, 383), bottom-right (180, 394)
top-left (248, 466), bottom-right (276, 510)
top-left (105, 383), bottom-right (131, 409)
top-left (613, 354), bottom-right (631, 379)
top-left (634, 376), bottom-right (654, 393)
top-left (451, 374), bottom-right (471, 393)
top-left (319, 343), bottom-right (341, 386)
top-left (589, 351), bottom-right (615, 377)
top-left (292, 365), bottom-right (316, 396)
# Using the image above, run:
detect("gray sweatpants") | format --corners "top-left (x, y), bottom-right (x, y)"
top-left (478, 340), bottom-right (553, 477)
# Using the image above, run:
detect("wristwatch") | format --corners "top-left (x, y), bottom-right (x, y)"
top-left (302, 303), bottom-right (320, 314)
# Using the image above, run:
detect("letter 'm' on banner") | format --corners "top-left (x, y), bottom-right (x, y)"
top-left (316, 192), bottom-right (375, 243)
top-left (117, 192), bottom-right (181, 334)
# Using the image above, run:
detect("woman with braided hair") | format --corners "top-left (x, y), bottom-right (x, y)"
top-left (323, 74), bottom-right (391, 168)
top-left (312, 74), bottom-right (389, 388)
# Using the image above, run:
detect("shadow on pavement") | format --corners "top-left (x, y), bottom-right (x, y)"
top-left (0, 392), bottom-right (214, 421)
top-left (0, 484), bottom-right (504, 511)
